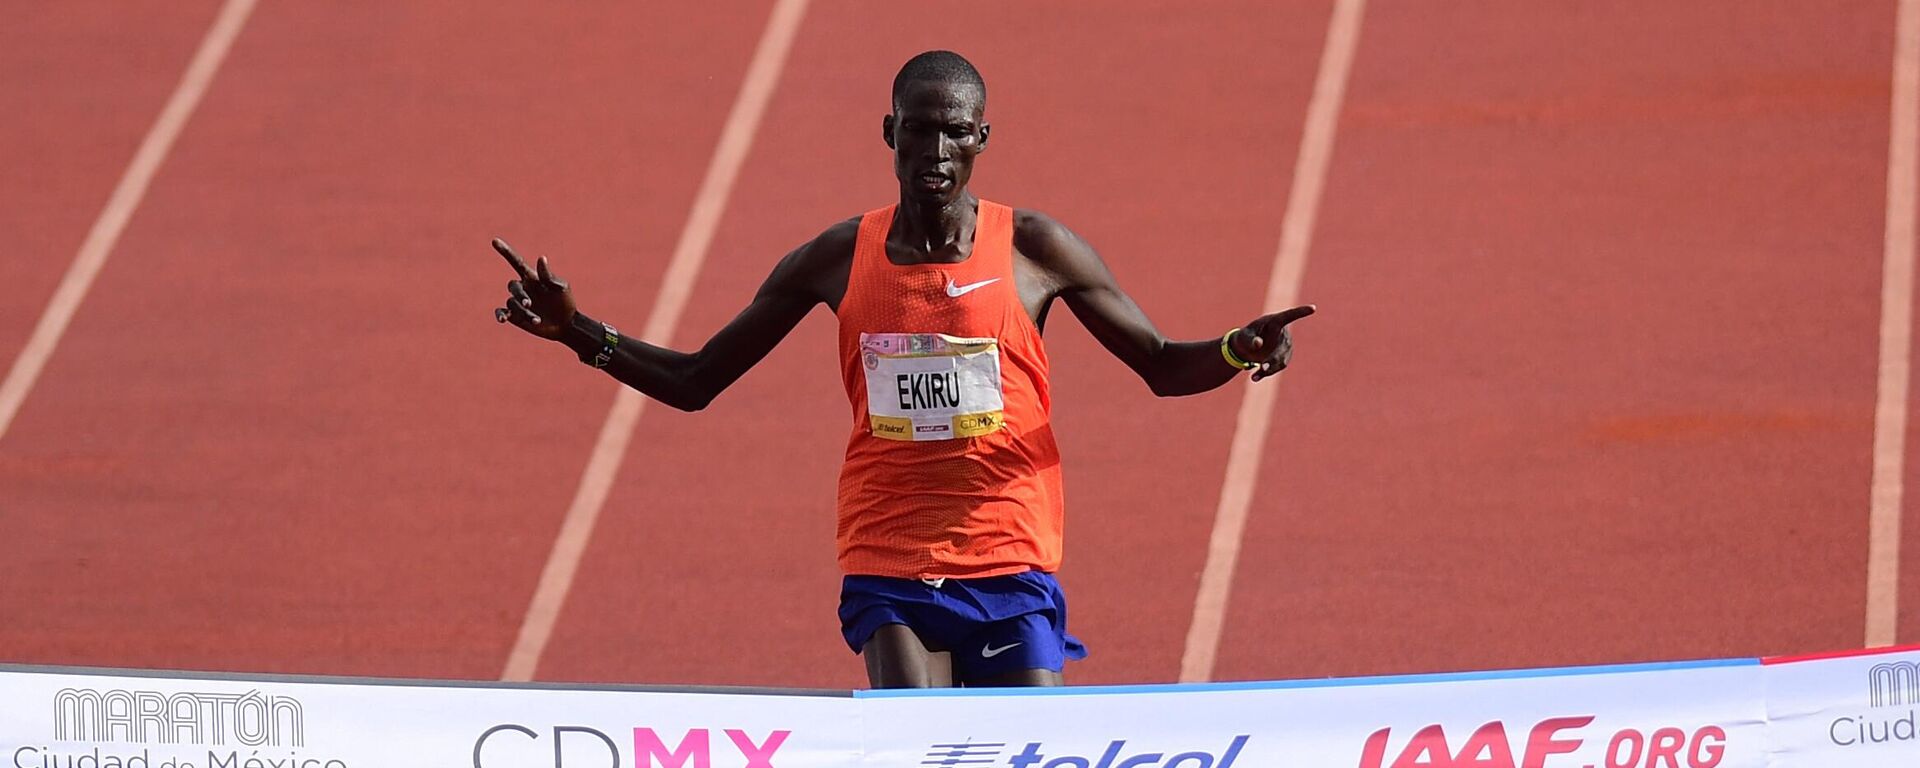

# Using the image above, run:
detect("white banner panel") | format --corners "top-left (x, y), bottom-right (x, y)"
top-left (4, 650), bottom-right (1917, 768)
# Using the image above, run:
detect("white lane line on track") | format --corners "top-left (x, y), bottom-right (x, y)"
top-left (500, 0), bottom-right (810, 682)
top-left (1866, 0), bottom-right (1920, 649)
top-left (0, 0), bottom-right (259, 445)
top-left (1179, 0), bottom-right (1367, 683)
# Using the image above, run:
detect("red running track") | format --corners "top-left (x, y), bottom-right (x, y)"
top-left (0, 0), bottom-right (1909, 687)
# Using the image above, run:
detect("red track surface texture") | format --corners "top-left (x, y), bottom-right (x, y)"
top-left (0, 1), bottom-right (1908, 687)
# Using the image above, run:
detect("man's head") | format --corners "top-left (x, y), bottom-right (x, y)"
top-left (884, 50), bottom-right (989, 206)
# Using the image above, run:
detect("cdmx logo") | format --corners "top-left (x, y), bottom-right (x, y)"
top-left (922, 735), bottom-right (1250, 768)
top-left (1831, 660), bottom-right (1920, 747)
top-left (52, 688), bottom-right (305, 747)
top-left (472, 725), bottom-right (789, 767)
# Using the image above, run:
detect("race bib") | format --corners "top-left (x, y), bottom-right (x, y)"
top-left (859, 332), bottom-right (1006, 441)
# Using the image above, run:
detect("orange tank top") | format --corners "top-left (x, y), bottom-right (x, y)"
top-left (835, 200), bottom-right (1064, 579)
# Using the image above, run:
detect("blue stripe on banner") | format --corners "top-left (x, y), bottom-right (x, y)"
top-left (853, 656), bottom-right (1762, 698)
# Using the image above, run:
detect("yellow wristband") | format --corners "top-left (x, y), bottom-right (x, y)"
top-left (1221, 329), bottom-right (1258, 370)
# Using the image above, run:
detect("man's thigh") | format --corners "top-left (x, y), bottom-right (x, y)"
top-left (862, 623), bottom-right (954, 688)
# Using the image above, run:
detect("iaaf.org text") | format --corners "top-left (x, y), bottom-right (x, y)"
top-left (1360, 716), bottom-right (1726, 768)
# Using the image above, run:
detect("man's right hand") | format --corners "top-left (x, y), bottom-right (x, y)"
top-left (493, 237), bottom-right (577, 340)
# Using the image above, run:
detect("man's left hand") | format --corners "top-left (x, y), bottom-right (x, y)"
top-left (1232, 304), bottom-right (1316, 382)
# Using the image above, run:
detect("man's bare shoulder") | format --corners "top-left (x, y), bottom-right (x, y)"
top-left (811, 215), bottom-right (864, 259)
top-left (762, 215), bottom-right (863, 305)
top-left (777, 215), bottom-right (861, 271)
top-left (1012, 208), bottom-right (1096, 264)
top-left (1011, 207), bottom-right (1104, 286)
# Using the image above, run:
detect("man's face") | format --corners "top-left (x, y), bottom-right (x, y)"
top-left (885, 79), bottom-right (988, 207)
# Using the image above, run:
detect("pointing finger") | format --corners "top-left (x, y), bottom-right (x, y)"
top-left (494, 238), bottom-right (534, 282)
top-left (1272, 304), bottom-right (1317, 327)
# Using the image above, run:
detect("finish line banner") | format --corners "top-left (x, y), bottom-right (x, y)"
top-left (0, 647), bottom-right (1910, 768)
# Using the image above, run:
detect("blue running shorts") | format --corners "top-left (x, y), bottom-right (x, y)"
top-left (839, 570), bottom-right (1088, 679)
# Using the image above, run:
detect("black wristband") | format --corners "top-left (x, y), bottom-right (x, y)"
top-left (579, 321), bottom-right (619, 368)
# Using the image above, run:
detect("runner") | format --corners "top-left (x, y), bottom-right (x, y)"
top-left (491, 50), bottom-right (1314, 688)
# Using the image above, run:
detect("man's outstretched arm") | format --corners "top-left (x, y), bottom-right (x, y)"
top-left (492, 230), bottom-right (838, 412)
top-left (1015, 211), bottom-right (1315, 397)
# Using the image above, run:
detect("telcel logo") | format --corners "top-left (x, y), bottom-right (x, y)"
top-left (930, 734), bottom-right (1248, 768)
top-left (473, 725), bottom-right (789, 767)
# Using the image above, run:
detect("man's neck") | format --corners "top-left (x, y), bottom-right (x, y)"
top-left (895, 192), bottom-right (977, 256)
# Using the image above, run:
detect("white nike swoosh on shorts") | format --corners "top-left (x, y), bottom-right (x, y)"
top-left (981, 641), bottom-right (1023, 658)
top-left (945, 277), bottom-right (1000, 297)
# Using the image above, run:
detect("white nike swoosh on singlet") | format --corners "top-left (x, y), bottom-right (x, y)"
top-left (945, 277), bottom-right (1000, 298)
top-left (980, 641), bottom-right (1023, 658)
